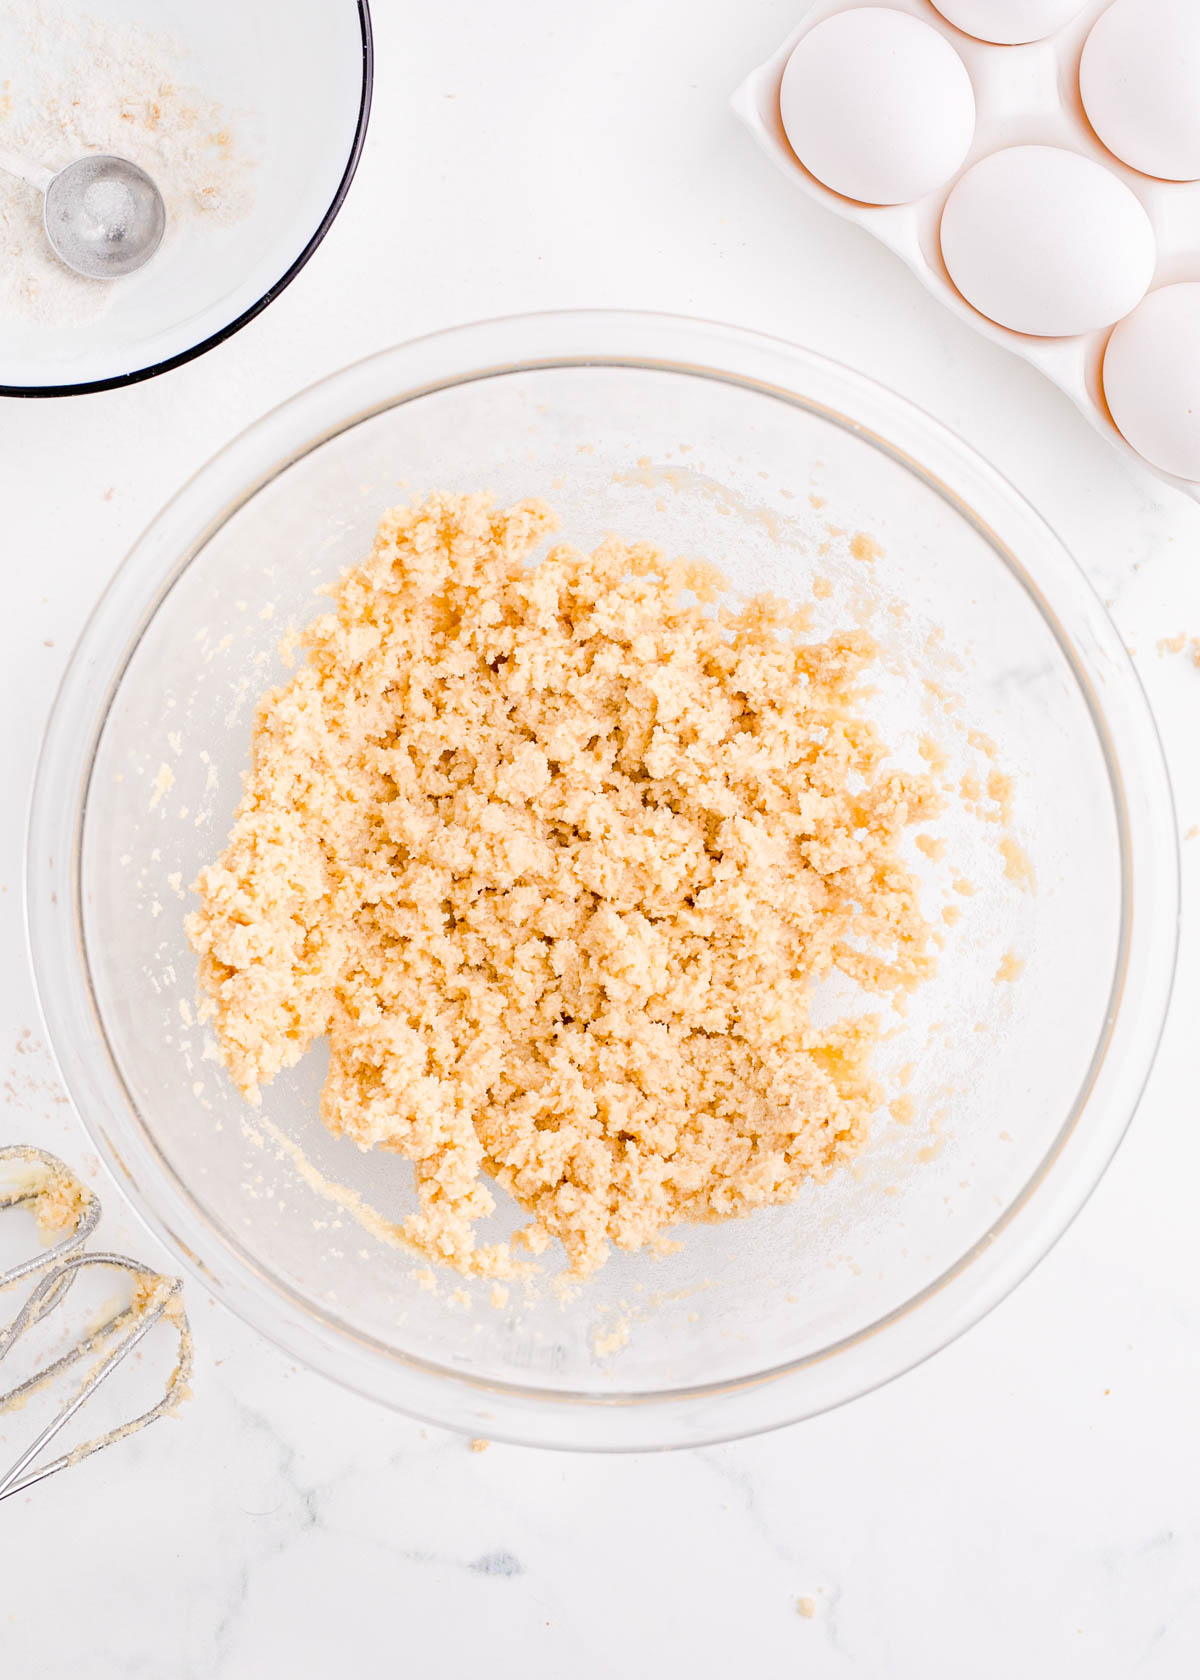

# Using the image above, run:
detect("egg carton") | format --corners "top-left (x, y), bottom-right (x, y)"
top-left (732, 0), bottom-right (1200, 501)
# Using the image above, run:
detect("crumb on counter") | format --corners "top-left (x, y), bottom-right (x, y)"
top-left (994, 948), bottom-right (1024, 983)
top-left (1156, 632), bottom-right (1200, 666)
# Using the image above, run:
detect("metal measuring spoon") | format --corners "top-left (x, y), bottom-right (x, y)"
top-left (0, 148), bottom-right (165, 278)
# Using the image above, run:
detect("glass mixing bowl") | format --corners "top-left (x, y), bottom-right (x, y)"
top-left (26, 312), bottom-right (1178, 1449)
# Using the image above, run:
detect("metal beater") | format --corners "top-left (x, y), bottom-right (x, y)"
top-left (0, 1145), bottom-right (192, 1502)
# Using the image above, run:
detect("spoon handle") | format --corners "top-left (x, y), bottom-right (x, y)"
top-left (0, 147), bottom-right (55, 194)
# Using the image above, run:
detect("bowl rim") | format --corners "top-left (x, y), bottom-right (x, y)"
top-left (24, 310), bottom-right (1181, 1448)
top-left (0, 0), bottom-right (374, 401)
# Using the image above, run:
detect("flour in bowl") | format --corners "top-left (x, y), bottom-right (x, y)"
top-left (0, 0), bottom-right (255, 326)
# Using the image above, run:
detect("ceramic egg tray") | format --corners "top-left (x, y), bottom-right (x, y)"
top-left (732, 0), bottom-right (1200, 501)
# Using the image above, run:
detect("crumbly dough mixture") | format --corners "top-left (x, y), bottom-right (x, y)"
top-left (188, 493), bottom-right (938, 1275)
top-left (29, 1163), bottom-right (91, 1238)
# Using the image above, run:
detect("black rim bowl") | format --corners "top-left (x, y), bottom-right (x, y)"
top-left (1, 0), bottom-right (374, 401)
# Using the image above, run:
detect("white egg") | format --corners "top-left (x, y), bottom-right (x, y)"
top-left (778, 8), bottom-right (975, 206)
top-left (939, 146), bottom-right (1156, 336)
top-left (929, 0), bottom-right (1085, 43)
top-left (1103, 284), bottom-right (1200, 479)
top-left (1080, 0), bottom-right (1200, 181)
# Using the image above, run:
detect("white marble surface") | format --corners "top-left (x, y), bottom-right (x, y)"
top-left (4, 0), bottom-right (1200, 1672)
